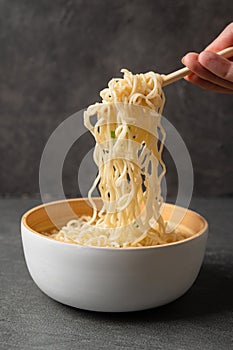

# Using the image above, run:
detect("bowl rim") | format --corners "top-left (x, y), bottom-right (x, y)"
top-left (21, 198), bottom-right (208, 251)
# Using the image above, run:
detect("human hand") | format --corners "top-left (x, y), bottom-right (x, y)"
top-left (182, 23), bottom-right (233, 94)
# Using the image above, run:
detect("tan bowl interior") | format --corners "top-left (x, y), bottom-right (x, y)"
top-left (22, 198), bottom-right (208, 241)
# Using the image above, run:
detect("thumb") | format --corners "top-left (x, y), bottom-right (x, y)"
top-left (199, 51), bottom-right (233, 82)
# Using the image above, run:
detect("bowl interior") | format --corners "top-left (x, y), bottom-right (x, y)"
top-left (22, 198), bottom-right (208, 242)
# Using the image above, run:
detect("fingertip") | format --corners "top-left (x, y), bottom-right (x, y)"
top-left (181, 56), bottom-right (186, 64)
top-left (183, 73), bottom-right (195, 82)
top-left (185, 73), bottom-right (196, 82)
top-left (182, 52), bottom-right (198, 65)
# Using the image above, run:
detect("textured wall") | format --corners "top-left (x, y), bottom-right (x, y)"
top-left (0, 0), bottom-right (232, 197)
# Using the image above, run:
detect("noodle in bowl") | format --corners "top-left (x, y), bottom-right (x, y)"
top-left (21, 198), bottom-right (208, 312)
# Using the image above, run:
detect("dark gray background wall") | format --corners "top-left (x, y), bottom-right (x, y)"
top-left (0, 0), bottom-right (232, 198)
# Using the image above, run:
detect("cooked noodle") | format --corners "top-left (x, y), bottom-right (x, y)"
top-left (50, 69), bottom-right (193, 247)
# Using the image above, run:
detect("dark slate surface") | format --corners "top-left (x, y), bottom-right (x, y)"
top-left (0, 1), bottom-right (233, 197)
top-left (0, 198), bottom-right (232, 350)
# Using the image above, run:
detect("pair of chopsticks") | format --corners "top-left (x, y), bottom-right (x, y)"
top-left (162, 46), bottom-right (233, 86)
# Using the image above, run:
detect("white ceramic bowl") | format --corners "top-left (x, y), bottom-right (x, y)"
top-left (21, 199), bottom-right (208, 312)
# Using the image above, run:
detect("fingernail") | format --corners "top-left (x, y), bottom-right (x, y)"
top-left (181, 55), bottom-right (186, 64)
